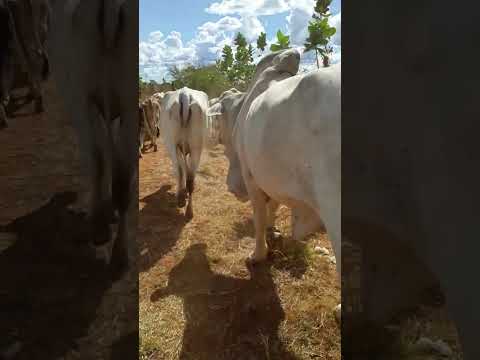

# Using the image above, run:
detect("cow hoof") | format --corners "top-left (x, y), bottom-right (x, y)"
top-left (177, 190), bottom-right (187, 208)
top-left (154, 145), bottom-right (158, 152)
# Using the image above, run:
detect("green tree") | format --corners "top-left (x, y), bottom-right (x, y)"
top-left (304, 0), bottom-right (336, 68)
top-left (270, 30), bottom-right (290, 52)
top-left (257, 32), bottom-right (267, 52)
top-left (218, 45), bottom-right (234, 73)
top-left (234, 32), bottom-right (248, 48)
top-left (217, 32), bottom-right (255, 87)
top-left (168, 64), bottom-right (235, 97)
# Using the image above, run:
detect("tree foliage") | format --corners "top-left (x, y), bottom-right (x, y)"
top-left (304, 0), bottom-right (336, 68)
top-left (138, 75), bottom-right (174, 101)
top-left (168, 64), bottom-right (234, 97)
top-left (270, 30), bottom-right (290, 52)
top-left (256, 32), bottom-right (267, 52)
top-left (217, 32), bottom-right (255, 88)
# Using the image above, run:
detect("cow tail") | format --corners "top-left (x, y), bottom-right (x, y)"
top-left (179, 91), bottom-right (191, 128)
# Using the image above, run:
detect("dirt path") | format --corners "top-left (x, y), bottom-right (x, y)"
top-left (139, 140), bottom-right (340, 360)
top-left (0, 82), bottom-right (138, 360)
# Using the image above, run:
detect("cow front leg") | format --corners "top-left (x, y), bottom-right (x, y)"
top-left (247, 186), bottom-right (269, 264)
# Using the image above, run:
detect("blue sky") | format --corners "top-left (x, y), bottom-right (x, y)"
top-left (140, 0), bottom-right (341, 81)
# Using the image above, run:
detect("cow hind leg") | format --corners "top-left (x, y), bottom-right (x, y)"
top-left (185, 174), bottom-right (194, 221)
top-left (266, 199), bottom-right (282, 246)
top-left (177, 164), bottom-right (187, 208)
top-left (175, 148), bottom-right (188, 208)
top-left (291, 205), bottom-right (323, 241)
top-left (184, 146), bottom-right (202, 221)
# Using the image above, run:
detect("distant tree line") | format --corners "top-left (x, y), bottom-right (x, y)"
top-left (139, 0), bottom-right (337, 99)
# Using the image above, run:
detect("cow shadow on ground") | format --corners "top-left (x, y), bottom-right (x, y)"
top-left (232, 217), bottom-right (309, 279)
top-left (138, 184), bottom-right (187, 273)
top-left (0, 191), bottom-right (127, 360)
top-left (150, 243), bottom-right (299, 360)
top-left (110, 332), bottom-right (139, 360)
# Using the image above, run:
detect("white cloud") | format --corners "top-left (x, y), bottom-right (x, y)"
top-left (330, 12), bottom-right (341, 46)
top-left (140, 1), bottom-right (341, 81)
top-left (237, 16), bottom-right (265, 42)
top-left (206, 0), bottom-right (289, 16)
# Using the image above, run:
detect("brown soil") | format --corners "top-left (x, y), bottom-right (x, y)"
top-left (0, 82), bottom-right (138, 360)
top-left (138, 140), bottom-right (341, 360)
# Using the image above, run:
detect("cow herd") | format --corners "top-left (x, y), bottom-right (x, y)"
top-left (140, 48), bottom-right (341, 317)
top-left (2, 1), bottom-right (478, 358)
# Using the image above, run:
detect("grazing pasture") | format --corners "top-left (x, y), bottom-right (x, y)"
top-left (138, 139), bottom-right (341, 360)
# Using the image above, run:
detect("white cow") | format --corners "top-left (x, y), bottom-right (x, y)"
top-left (240, 64), bottom-right (341, 266)
top-left (207, 89), bottom-right (283, 235)
top-left (211, 49), bottom-right (301, 257)
top-left (46, 0), bottom-right (138, 271)
top-left (159, 87), bottom-right (208, 220)
top-left (206, 88), bottom-right (243, 146)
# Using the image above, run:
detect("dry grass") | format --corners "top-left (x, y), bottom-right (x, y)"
top-left (139, 140), bottom-right (340, 359)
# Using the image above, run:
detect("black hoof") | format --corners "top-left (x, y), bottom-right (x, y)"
top-left (177, 190), bottom-right (187, 208)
